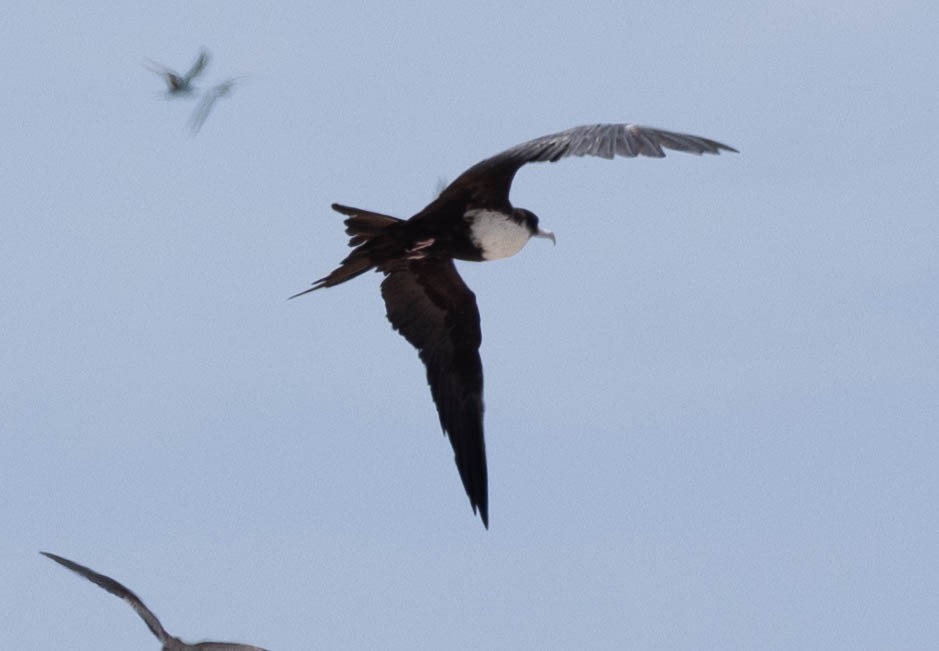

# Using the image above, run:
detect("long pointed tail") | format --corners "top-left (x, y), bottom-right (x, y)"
top-left (289, 204), bottom-right (404, 299)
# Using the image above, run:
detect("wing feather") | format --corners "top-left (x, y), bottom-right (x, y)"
top-left (189, 79), bottom-right (238, 134)
top-left (381, 259), bottom-right (489, 527)
top-left (438, 123), bottom-right (736, 206)
top-left (41, 552), bottom-right (171, 643)
top-left (192, 643), bottom-right (271, 650)
top-left (183, 49), bottom-right (210, 84)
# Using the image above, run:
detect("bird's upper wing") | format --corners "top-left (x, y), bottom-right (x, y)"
top-left (437, 123), bottom-right (737, 207)
top-left (41, 551), bottom-right (171, 643)
top-left (183, 49), bottom-right (210, 84)
top-left (381, 258), bottom-right (489, 527)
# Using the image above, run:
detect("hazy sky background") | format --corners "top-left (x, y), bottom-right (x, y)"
top-left (3, 2), bottom-right (937, 649)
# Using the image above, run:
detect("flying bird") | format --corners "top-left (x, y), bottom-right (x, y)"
top-left (41, 551), bottom-right (269, 651)
top-left (189, 78), bottom-right (239, 134)
top-left (145, 49), bottom-right (210, 97)
top-left (292, 123), bottom-right (736, 528)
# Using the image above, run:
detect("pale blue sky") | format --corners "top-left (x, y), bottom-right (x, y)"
top-left (2, 2), bottom-right (937, 649)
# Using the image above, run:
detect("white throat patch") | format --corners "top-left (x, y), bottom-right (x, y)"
top-left (465, 209), bottom-right (531, 260)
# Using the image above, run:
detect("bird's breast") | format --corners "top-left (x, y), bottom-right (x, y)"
top-left (465, 209), bottom-right (531, 261)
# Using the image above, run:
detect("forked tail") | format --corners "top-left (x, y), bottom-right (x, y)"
top-left (289, 203), bottom-right (404, 299)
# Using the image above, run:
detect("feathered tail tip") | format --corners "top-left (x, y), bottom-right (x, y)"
top-left (331, 203), bottom-right (403, 246)
top-left (287, 284), bottom-right (322, 300)
top-left (290, 205), bottom-right (404, 299)
top-left (288, 252), bottom-right (376, 299)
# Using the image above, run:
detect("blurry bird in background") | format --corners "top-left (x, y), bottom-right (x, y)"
top-left (144, 49), bottom-right (209, 98)
top-left (144, 48), bottom-right (241, 135)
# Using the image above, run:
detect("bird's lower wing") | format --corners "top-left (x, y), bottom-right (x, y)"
top-left (189, 94), bottom-right (216, 133)
top-left (381, 259), bottom-right (489, 527)
top-left (191, 643), bottom-right (271, 650)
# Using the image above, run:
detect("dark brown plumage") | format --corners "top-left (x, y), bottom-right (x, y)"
top-left (293, 123), bottom-right (736, 527)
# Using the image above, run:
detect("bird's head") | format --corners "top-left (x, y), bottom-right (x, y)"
top-left (514, 208), bottom-right (556, 245)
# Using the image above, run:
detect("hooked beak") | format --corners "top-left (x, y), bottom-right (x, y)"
top-left (534, 228), bottom-right (556, 245)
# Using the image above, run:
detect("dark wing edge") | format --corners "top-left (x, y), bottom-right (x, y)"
top-left (192, 643), bottom-right (272, 651)
top-left (438, 123), bottom-right (737, 206)
top-left (381, 259), bottom-right (489, 527)
top-left (40, 551), bottom-right (171, 643)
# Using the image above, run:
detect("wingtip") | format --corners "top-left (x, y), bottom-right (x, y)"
top-left (474, 503), bottom-right (489, 529)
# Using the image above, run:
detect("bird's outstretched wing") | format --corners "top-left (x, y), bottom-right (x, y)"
top-left (438, 123), bottom-right (737, 207)
top-left (189, 79), bottom-right (238, 134)
top-left (190, 642), bottom-right (271, 650)
top-left (41, 551), bottom-right (172, 644)
top-left (182, 49), bottom-right (210, 85)
top-left (41, 552), bottom-right (271, 651)
top-left (381, 258), bottom-right (488, 527)
top-left (143, 59), bottom-right (183, 89)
